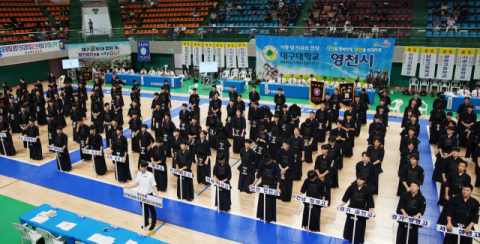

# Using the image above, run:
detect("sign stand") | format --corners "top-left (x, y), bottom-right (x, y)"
top-left (169, 168), bottom-right (193, 201)
top-left (123, 188), bottom-right (163, 231)
top-left (19, 136), bottom-right (36, 162)
top-left (142, 202), bottom-right (145, 229)
top-left (82, 149), bottom-right (102, 178)
top-left (294, 194), bottom-right (328, 233)
top-left (0, 133), bottom-right (7, 156)
top-left (203, 75), bottom-right (212, 90)
top-left (337, 206), bottom-right (375, 244)
top-left (205, 176), bottom-right (230, 213)
top-left (106, 154), bottom-right (125, 185)
top-left (48, 145), bottom-right (64, 172)
top-left (391, 213), bottom-right (432, 244)
top-left (249, 185), bottom-right (281, 224)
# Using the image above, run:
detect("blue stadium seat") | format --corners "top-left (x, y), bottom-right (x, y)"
top-left (208, 23), bottom-right (213, 27)
top-left (476, 1), bottom-right (480, 5)
top-left (447, 2), bottom-right (453, 6)
top-left (456, 23), bottom-right (462, 28)
top-left (462, 23), bottom-right (469, 28)
top-left (427, 23), bottom-right (433, 28)
top-left (239, 29), bottom-right (245, 34)
top-left (448, 31), bottom-right (455, 37)
top-left (254, 23), bottom-right (258, 27)
top-left (289, 23), bottom-right (293, 27)
top-left (226, 17), bottom-right (231, 21)
top-left (274, 23), bottom-right (279, 27)
top-left (455, 31), bottom-right (462, 37)
top-left (265, 29), bottom-right (270, 34)
top-left (240, 23), bottom-right (244, 27)
top-left (470, 23), bottom-right (477, 28)
top-left (427, 9), bottom-right (433, 14)
top-left (469, 1), bottom-right (475, 5)
top-left (426, 31), bottom-right (433, 37)
top-left (441, 16), bottom-right (447, 21)
top-left (272, 16), bottom-right (277, 21)
top-left (427, 15), bottom-right (433, 21)
top-left (477, 16), bottom-right (480, 20)
top-left (470, 15), bottom-right (476, 20)
top-left (477, 23), bottom-right (480, 27)
top-left (428, 2), bottom-right (434, 7)
top-left (433, 32), bottom-right (440, 37)
top-left (463, 32), bottom-right (470, 37)
top-left (448, 9), bottom-right (453, 13)
top-left (440, 31), bottom-right (447, 37)
top-left (477, 7), bottom-right (480, 12)
top-left (260, 30), bottom-right (265, 34)
top-left (245, 29), bottom-right (250, 34)
top-left (471, 31), bottom-right (477, 37)
top-left (469, 8), bottom-right (475, 13)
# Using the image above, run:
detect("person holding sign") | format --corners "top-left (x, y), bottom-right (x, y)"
top-left (397, 153), bottom-right (424, 197)
top-left (355, 151), bottom-right (376, 193)
top-left (0, 114), bottom-right (16, 156)
top-left (250, 154), bottom-right (281, 223)
top-left (76, 119), bottom-right (91, 161)
top-left (175, 140), bottom-right (194, 201)
top-left (277, 139), bottom-right (295, 202)
top-left (339, 175), bottom-right (375, 244)
top-left (52, 127), bottom-right (71, 172)
top-left (123, 161), bottom-right (161, 231)
top-left (151, 139), bottom-right (167, 192)
top-left (232, 109), bottom-right (246, 154)
top-left (26, 119), bottom-right (42, 160)
top-left (299, 170), bottom-right (326, 232)
top-left (195, 130), bottom-right (211, 186)
top-left (112, 127), bottom-right (132, 183)
top-left (315, 145), bottom-right (335, 206)
top-left (238, 139), bottom-right (257, 193)
top-left (213, 153), bottom-right (232, 213)
top-left (138, 124), bottom-right (155, 169)
top-left (85, 125), bottom-right (107, 177)
top-left (396, 180), bottom-right (426, 244)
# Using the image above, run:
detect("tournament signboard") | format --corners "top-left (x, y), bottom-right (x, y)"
top-left (0, 40), bottom-right (65, 58)
top-left (67, 41), bottom-right (131, 69)
top-left (339, 83), bottom-right (355, 107)
top-left (309, 80), bottom-right (325, 107)
top-left (82, 67), bottom-right (94, 82)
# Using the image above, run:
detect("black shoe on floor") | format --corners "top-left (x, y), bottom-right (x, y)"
top-left (148, 224), bottom-right (156, 231)
top-left (141, 223), bottom-right (150, 229)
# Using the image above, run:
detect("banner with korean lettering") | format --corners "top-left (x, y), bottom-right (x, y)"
top-left (474, 49), bottom-right (480, 80)
top-left (192, 42), bottom-right (202, 66)
top-left (237, 42), bottom-right (248, 68)
top-left (0, 40), bottom-right (65, 58)
top-left (215, 43), bottom-right (225, 68)
top-left (204, 42), bottom-right (214, 63)
top-left (454, 48), bottom-right (475, 81)
top-left (436, 48), bottom-right (456, 80)
top-left (419, 47), bottom-right (437, 79)
top-left (67, 41), bottom-right (131, 68)
top-left (339, 83), bottom-right (355, 107)
top-left (401, 46), bottom-right (419, 76)
top-left (256, 36), bottom-right (396, 88)
top-left (137, 41), bottom-right (150, 62)
top-left (225, 43), bottom-right (237, 68)
top-left (181, 41), bottom-right (191, 65)
top-left (309, 80), bottom-right (325, 107)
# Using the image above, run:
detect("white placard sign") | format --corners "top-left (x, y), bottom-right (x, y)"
top-left (237, 42), bottom-right (248, 68)
top-left (106, 154), bottom-right (125, 162)
top-left (18, 136), bottom-right (37, 142)
top-left (169, 168), bottom-right (193, 178)
top-left (474, 49), bottom-right (480, 79)
top-left (192, 42), bottom-right (203, 67)
top-left (181, 41), bottom-right (192, 65)
top-left (123, 188), bottom-right (163, 208)
top-left (390, 214), bottom-right (431, 227)
top-left (225, 43), bottom-right (237, 68)
top-left (206, 176), bottom-right (231, 190)
top-left (81, 149), bottom-right (102, 156)
top-left (419, 47), bottom-right (437, 79)
top-left (0, 133), bottom-right (7, 138)
top-left (249, 185), bottom-right (280, 196)
top-left (294, 194), bottom-right (328, 207)
top-left (337, 206), bottom-right (375, 218)
top-left (436, 48), bottom-right (456, 80)
top-left (215, 43), bottom-right (225, 68)
top-left (148, 163), bottom-right (165, 171)
top-left (437, 224), bottom-right (480, 238)
top-left (47, 145), bottom-right (63, 152)
top-left (401, 47), bottom-right (419, 76)
top-left (204, 42), bottom-right (214, 63)
top-left (454, 48), bottom-right (475, 81)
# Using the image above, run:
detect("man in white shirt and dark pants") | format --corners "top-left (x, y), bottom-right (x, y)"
top-left (297, 75), bottom-right (307, 86)
top-left (124, 161), bottom-right (161, 231)
top-left (148, 67), bottom-right (156, 76)
top-left (287, 74), bottom-right (296, 85)
top-left (330, 78), bottom-right (339, 88)
top-left (308, 74), bottom-right (317, 86)
top-left (472, 84), bottom-right (480, 98)
top-left (363, 81), bottom-right (373, 90)
top-left (277, 74), bottom-right (286, 84)
top-left (320, 76), bottom-right (329, 86)
top-left (458, 84), bottom-right (471, 97)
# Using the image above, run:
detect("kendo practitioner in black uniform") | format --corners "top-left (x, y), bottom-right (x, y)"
top-left (466, 120), bottom-right (480, 158)
top-left (356, 151), bottom-right (377, 194)
top-left (34, 91), bottom-right (47, 125)
top-left (209, 92), bottom-right (222, 121)
top-left (445, 161), bottom-right (471, 205)
top-left (128, 99), bottom-right (142, 120)
top-left (368, 125), bottom-right (385, 147)
top-left (232, 109), bottom-right (246, 154)
top-left (315, 144), bottom-right (335, 206)
top-left (315, 102), bottom-right (330, 143)
top-left (52, 127), bottom-right (71, 172)
top-left (46, 114), bottom-right (57, 152)
top-left (358, 88), bottom-right (370, 125)
top-left (91, 97), bottom-right (104, 133)
top-left (187, 117), bottom-right (201, 164)
top-left (178, 103), bottom-right (191, 140)
top-left (162, 113), bottom-right (175, 157)
top-left (351, 95), bottom-right (365, 137)
top-left (209, 85), bottom-right (219, 101)
top-left (289, 104), bottom-right (301, 135)
top-left (18, 105), bottom-right (30, 148)
top-left (248, 86), bottom-right (260, 121)
top-left (277, 139), bottom-right (295, 202)
top-left (77, 83), bottom-right (88, 118)
top-left (433, 94), bottom-right (448, 111)
top-left (458, 104), bottom-right (476, 148)
top-left (111, 126), bottom-right (132, 183)
top-left (250, 154), bottom-right (281, 223)
top-left (151, 102), bottom-right (164, 140)
top-left (206, 111), bottom-right (218, 150)
top-left (77, 119), bottom-right (91, 161)
top-left (85, 125), bottom-right (107, 177)
top-left (323, 94), bottom-right (333, 131)
top-left (151, 139), bottom-right (168, 192)
top-left (215, 122), bottom-right (230, 161)
top-left (340, 175), bottom-right (375, 244)
top-left (46, 100), bottom-right (60, 129)
top-left (274, 88), bottom-right (286, 114)
top-left (189, 88), bottom-right (200, 119)
top-left (249, 102), bottom-right (261, 140)
top-left (103, 103), bottom-right (115, 147)
top-left (307, 112), bottom-right (320, 152)
top-left (269, 115), bottom-right (283, 161)
top-left (175, 140), bottom-right (194, 201)
top-left (25, 119), bottom-right (42, 160)
top-left (299, 170), bottom-right (325, 232)
top-left (213, 153), bottom-right (232, 213)
top-left (400, 126), bottom-right (420, 152)
top-left (170, 129), bottom-right (183, 168)
top-left (159, 86), bottom-right (170, 112)
top-left (376, 105), bottom-right (389, 127)
top-left (430, 104), bottom-right (447, 145)
top-left (301, 118), bottom-right (317, 165)
top-left (69, 103), bottom-right (81, 142)
top-left (367, 137), bottom-right (384, 195)
top-left (369, 114), bottom-right (385, 136)
top-left (290, 128), bottom-right (305, 180)
top-left (456, 97), bottom-right (471, 121)
top-left (396, 180), bottom-right (426, 244)
top-left (228, 86), bottom-right (238, 103)
top-left (113, 92), bottom-right (124, 126)
top-left (397, 153), bottom-right (424, 196)
top-left (138, 124), bottom-right (154, 169)
top-left (238, 139), bottom-right (257, 193)
top-left (195, 130), bottom-right (211, 185)
top-left (255, 125), bottom-right (270, 169)
top-left (260, 105), bottom-right (273, 130)
top-left (0, 114), bottom-right (15, 156)
top-left (438, 147), bottom-right (466, 206)
top-left (225, 99), bottom-right (236, 139)
top-left (7, 97), bottom-right (20, 133)
top-left (327, 136), bottom-right (342, 189)
top-left (433, 127), bottom-right (458, 183)
top-left (331, 121), bottom-right (347, 168)
top-left (343, 113), bottom-right (356, 157)
top-left (399, 140), bottom-right (419, 173)
top-left (129, 111), bottom-right (142, 153)
top-left (130, 88), bottom-right (141, 108)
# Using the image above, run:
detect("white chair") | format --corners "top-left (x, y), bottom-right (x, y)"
top-left (216, 84), bottom-right (224, 98)
top-left (12, 223), bottom-right (43, 244)
top-left (58, 75), bottom-right (65, 88)
top-left (450, 80), bottom-right (462, 93)
top-left (239, 70), bottom-right (250, 91)
top-left (418, 100), bottom-right (428, 115)
top-left (429, 79), bottom-right (440, 93)
top-left (476, 81), bottom-right (480, 87)
top-left (36, 228), bottom-right (66, 244)
top-left (439, 80), bottom-right (450, 92)
top-left (419, 79), bottom-right (429, 91)
top-left (408, 78), bottom-right (419, 92)
top-left (229, 69), bottom-right (239, 80)
top-left (188, 83), bottom-right (198, 95)
top-left (221, 70), bottom-right (230, 80)
top-left (391, 99), bottom-right (404, 117)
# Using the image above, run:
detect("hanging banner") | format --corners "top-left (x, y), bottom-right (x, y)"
top-left (309, 80), bottom-right (325, 107)
top-left (181, 41), bottom-right (191, 65)
top-left (237, 42), bottom-right (248, 68)
top-left (419, 48), bottom-right (437, 79)
top-left (474, 49), bottom-right (480, 80)
top-left (192, 42), bottom-right (202, 67)
top-left (0, 40), bottom-right (65, 58)
top-left (454, 48), bottom-right (475, 81)
top-left (137, 41), bottom-right (150, 62)
top-left (81, 67), bottom-right (94, 82)
top-left (256, 36), bottom-right (395, 88)
top-left (401, 46), bottom-right (419, 76)
top-left (204, 42), bottom-right (214, 63)
top-left (225, 43), bottom-right (237, 68)
top-left (339, 83), bottom-right (355, 107)
top-left (436, 48), bottom-right (456, 80)
top-left (67, 41), bottom-right (131, 68)
top-left (215, 43), bottom-right (225, 68)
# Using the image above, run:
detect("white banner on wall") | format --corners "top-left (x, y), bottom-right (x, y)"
top-left (436, 48), bottom-right (456, 80)
top-left (215, 43), bottom-right (225, 68)
top-left (192, 42), bottom-right (202, 67)
top-left (225, 43), bottom-right (237, 68)
top-left (454, 48), bottom-right (475, 81)
top-left (419, 47), bottom-right (437, 79)
top-left (181, 41), bottom-right (191, 65)
top-left (0, 40), bottom-right (65, 58)
top-left (204, 42), bottom-right (214, 63)
top-left (401, 46), bottom-right (419, 76)
top-left (237, 42), bottom-right (248, 68)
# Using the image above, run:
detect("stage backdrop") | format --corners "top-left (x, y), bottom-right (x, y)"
top-left (255, 36), bottom-right (396, 88)
top-left (68, 41), bottom-right (131, 69)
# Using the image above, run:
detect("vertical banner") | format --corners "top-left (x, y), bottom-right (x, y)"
top-left (309, 80), bottom-right (325, 107)
top-left (474, 49), bottom-right (480, 80)
top-left (137, 41), bottom-right (150, 61)
top-left (237, 42), bottom-right (248, 68)
top-left (215, 43), bottom-right (225, 68)
top-left (339, 83), bottom-right (355, 107)
top-left (454, 48), bottom-right (475, 81)
top-left (81, 67), bottom-right (94, 82)
top-left (436, 48), bottom-right (456, 80)
top-left (192, 42), bottom-right (202, 67)
top-left (401, 46), bottom-right (419, 76)
top-left (204, 42), bottom-right (214, 63)
top-left (181, 41), bottom-right (191, 65)
top-left (225, 43), bottom-right (237, 68)
top-left (419, 48), bottom-right (437, 79)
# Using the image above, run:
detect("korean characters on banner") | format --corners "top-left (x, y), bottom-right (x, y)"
top-left (192, 42), bottom-right (203, 67)
top-left (226, 43), bottom-right (237, 68)
top-left (419, 48), bottom-right (437, 79)
top-left (215, 43), bottom-right (225, 68)
top-left (474, 49), bottom-right (480, 79)
top-left (309, 81), bottom-right (325, 107)
top-left (454, 48), bottom-right (475, 81)
top-left (436, 48), bottom-right (456, 80)
top-left (237, 42), bottom-right (249, 68)
top-left (401, 46), bottom-right (419, 76)
top-left (181, 41), bottom-right (192, 65)
top-left (204, 42), bottom-right (214, 63)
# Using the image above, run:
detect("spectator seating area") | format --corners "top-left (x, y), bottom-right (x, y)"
top-left (426, 1), bottom-right (480, 39)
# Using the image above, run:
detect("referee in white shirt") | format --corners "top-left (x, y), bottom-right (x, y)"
top-left (277, 74), bottom-right (286, 84)
top-left (308, 74), bottom-right (318, 85)
top-left (457, 84), bottom-right (471, 97)
top-left (124, 160), bottom-right (161, 231)
top-left (288, 74), bottom-right (296, 84)
top-left (472, 84), bottom-right (480, 98)
top-left (297, 75), bottom-right (307, 86)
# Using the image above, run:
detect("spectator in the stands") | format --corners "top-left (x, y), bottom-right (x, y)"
top-left (453, 2), bottom-right (460, 17)
top-left (371, 25), bottom-right (379, 38)
top-left (227, 2), bottom-right (234, 12)
top-left (277, 0), bottom-right (284, 11)
top-left (461, 2), bottom-right (469, 20)
top-left (441, 2), bottom-right (450, 16)
top-left (446, 16), bottom-right (457, 33)
top-left (433, 16), bottom-right (441, 31)
top-left (211, 12), bottom-right (217, 23)
top-left (380, 10), bottom-right (389, 24)
top-left (306, 19), bottom-right (315, 27)
top-left (218, 12), bottom-right (225, 22)
top-left (214, 2), bottom-right (220, 12)
top-left (370, 3), bottom-right (378, 15)
top-left (264, 12), bottom-right (272, 22)
top-left (432, 1), bottom-right (441, 16)
top-left (149, 0), bottom-right (155, 8)
top-left (401, 1), bottom-right (409, 7)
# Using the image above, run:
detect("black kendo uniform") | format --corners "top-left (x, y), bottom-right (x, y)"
top-left (255, 132), bottom-right (270, 169)
top-left (269, 120), bottom-right (283, 161)
top-left (446, 171), bottom-right (471, 201)
top-left (152, 107), bottom-right (164, 140)
top-left (34, 95), bottom-right (47, 125)
top-left (438, 156), bottom-right (466, 206)
top-left (458, 111), bottom-right (476, 148)
top-left (209, 97), bottom-right (222, 121)
top-left (77, 123), bottom-right (91, 161)
top-left (228, 90), bottom-right (238, 103)
top-left (53, 98), bottom-right (66, 128)
top-left (213, 161), bottom-right (232, 212)
top-left (53, 132), bottom-right (71, 171)
top-left (195, 138), bottom-right (211, 185)
top-left (400, 134), bottom-right (420, 152)
top-left (309, 118), bottom-right (320, 152)
top-left (356, 161), bottom-right (377, 193)
top-left (255, 161), bottom-right (281, 222)
top-left (301, 122), bottom-right (317, 164)
top-left (323, 98), bottom-right (333, 131)
top-left (46, 103), bottom-right (60, 128)
top-left (315, 107), bottom-right (330, 143)
top-left (159, 91), bottom-right (170, 113)
top-left (151, 143), bottom-right (167, 191)
top-left (402, 120), bottom-right (420, 138)
top-left (86, 132), bottom-right (107, 176)
top-left (331, 93), bottom-right (342, 122)
top-left (396, 191), bottom-right (427, 244)
top-left (396, 163), bottom-right (425, 196)
top-left (7, 101), bottom-right (20, 133)
top-left (300, 177), bottom-right (325, 232)
top-left (26, 125), bottom-right (42, 160)
top-left (186, 121), bottom-right (201, 164)
top-left (238, 147), bottom-right (257, 193)
top-left (225, 103), bottom-right (236, 139)
top-left (128, 105), bottom-right (142, 119)
top-left (315, 154), bottom-right (335, 206)
top-left (103, 109), bottom-right (115, 148)
top-left (342, 181), bottom-right (375, 244)
top-left (112, 134), bottom-right (132, 182)
top-left (215, 126), bottom-right (230, 161)
top-left (475, 145), bottom-right (480, 188)
top-left (113, 95), bottom-right (124, 125)
top-left (130, 90), bottom-right (141, 108)
top-left (277, 147), bottom-right (295, 202)
top-left (91, 99), bottom-right (104, 133)
top-left (399, 147), bottom-right (419, 173)
top-left (0, 118), bottom-right (15, 155)
top-left (162, 118), bottom-right (175, 157)
top-left (46, 119), bottom-right (57, 151)
top-left (466, 121), bottom-right (480, 158)
top-left (342, 118), bottom-right (356, 158)
top-left (328, 142), bottom-right (342, 189)
top-left (432, 135), bottom-right (458, 182)
top-left (249, 106), bottom-right (262, 140)
top-left (138, 130), bottom-right (154, 169)
top-left (232, 115), bottom-right (246, 153)
top-left (170, 135), bottom-right (183, 168)
top-left (70, 107), bottom-right (81, 142)
top-left (274, 93), bottom-right (286, 114)
top-left (189, 93), bottom-right (200, 119)
top-left (260, 105), bottom-right (273, 130)
top-left (367, 145), bottom-right (384, 195)
top-left (351, 100), bottom-right (365, 137)
top-left (280, 109), bottom-right (292, 138)
top-left (248, 90), bottom-right (260, 120)
top-left (288, 104), bottom-right (301, 135)
top-left (128, 116), bottom-right (142, 153)
top-left (175, 149), bottom-right (194, 201)
top-left (330, 127), bottom-right (347, 168)
top-left (178, 109), bottom-right (191, 140)
top-left (440, 195), bottom-right (479, 244)
top-left (430, 109), bottom-right (447, 145)
top-left (289, 135), bottom-right (304, 180)
top-left (18, 110), bottom-right (30, 148)
top-left (206, 115), bottom-right (217, 150)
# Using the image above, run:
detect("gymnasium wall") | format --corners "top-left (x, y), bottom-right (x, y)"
top-left (0, 60), bottom-right (51, 87)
